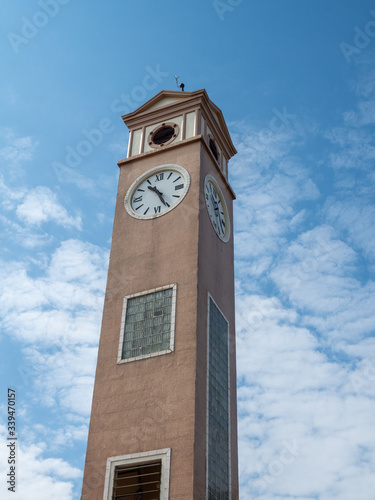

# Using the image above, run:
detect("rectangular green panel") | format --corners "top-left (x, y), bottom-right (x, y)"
top-left (122, 288), bottom-right (173, 359)
top-left (208, 297), bottom-right (230, 499)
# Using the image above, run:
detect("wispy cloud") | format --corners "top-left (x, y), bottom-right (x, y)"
top-left (0, 214), bottom-right (53, 249)
top-left (324, 197), bottom-right (375, 262)
top-left (326, 69), bottom-right (375, 178)
top-left (16, 186), bottom-right (82, 229)
top-left (232, 67), bottom-right (375, 500)
top-left (231, 120), bottom-right (319, 292)
top-left (24, 345), bottom-right (98, 415)
top-left (0, 178), bottom-right (82, 249)
top-left (236, 295), bottom-right (375, 500)
top-left (0, 236), bottom-right (107, 498)
top-left (0, 426), bottom-right (80, 499)
top-left (1, 55), bottom-right (374, 500)
top-left (0, 128), bottom-right (37, 165)
top-left (0, 239), bottom-right (107, 344)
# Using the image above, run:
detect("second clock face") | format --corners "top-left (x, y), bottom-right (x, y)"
top-left (204, 174), bottom-right (230, 242)
top-left (125, 164), bottom-right (190, 219)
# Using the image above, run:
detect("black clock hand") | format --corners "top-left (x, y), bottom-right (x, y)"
top-left (148, 185), bottom-right (167, 206)
top-left (210, 194), bottom-right (219, 215)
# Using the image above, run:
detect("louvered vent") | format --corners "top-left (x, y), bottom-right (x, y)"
top-left (113, 461), bottom-right (162, 499)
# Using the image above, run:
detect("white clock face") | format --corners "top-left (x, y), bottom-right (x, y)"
top-left (125, 164), bottom-right (190, 219)
top-left (204, 174), bottom-right (230, 242)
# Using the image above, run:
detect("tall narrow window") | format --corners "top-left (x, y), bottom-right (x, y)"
top-left (118, 284), bottom-right (177, 363)
top-left (209, 138), bottom-right (219, 161)
top-left (207, 295), bottom-right (230, 500)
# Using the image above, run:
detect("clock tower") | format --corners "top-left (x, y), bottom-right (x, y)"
top-left (81, 89), bottom-right (239, 500)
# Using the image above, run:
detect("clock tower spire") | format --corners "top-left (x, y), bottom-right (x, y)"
top-left (81, 89), bottom-right (239, 500)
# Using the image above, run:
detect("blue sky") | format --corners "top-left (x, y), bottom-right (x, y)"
top-left (1, 0), bottom-right (375, 498)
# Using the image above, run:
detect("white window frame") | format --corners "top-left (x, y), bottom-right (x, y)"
top-left (103, 448), bottom-right (171, 500)
top-left (117, 284), bottom-right (177, 364)
top-left (206, 292), bottom-right (232, 499)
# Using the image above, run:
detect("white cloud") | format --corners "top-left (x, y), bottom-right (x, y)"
top-left (23, 346), bottom-right (98, 416)
top-left (0, 176), bottom-right (25, 208)
top-left (0, 239), bottom-right (108, 419)
top-left (269, 225), bottom-right (375, 340)
top-left (0, 426), bottom-right (80, 500)
top-left (236, 295), bottom-right (375, 500)
top-left (324, 198), bottom-right (375, 262)
top-left (16, 186), bottom-right (82, 229)
top-left (326, 126), bottom-right (375, 170)
top-left (231, 123), bottom-right (319, 291)
top-left (229, 118), bottom-right (301, 177)
top-left (0, 178), bottom-right (83, 249)
top-left (326, 73), bottom-right (375, 173)
top-left (0, 239), bottom-right (107, 344)
top-left (0, 214), bottom-right (53, 248)
top-left (27, 424), bottom-right (89, 451)
top-left (231, 72), bottom-right (375, 498)
top-left (0, 128), bottom-right (38, 165)
top-left (0, 63), bottom-right (374, 500)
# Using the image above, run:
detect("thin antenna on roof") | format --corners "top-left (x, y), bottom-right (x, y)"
top-left (174, 75), bottom-right (185, 92)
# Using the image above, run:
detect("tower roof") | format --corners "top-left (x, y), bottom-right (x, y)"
top-left (122, 89), bottom-right (237, 160)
